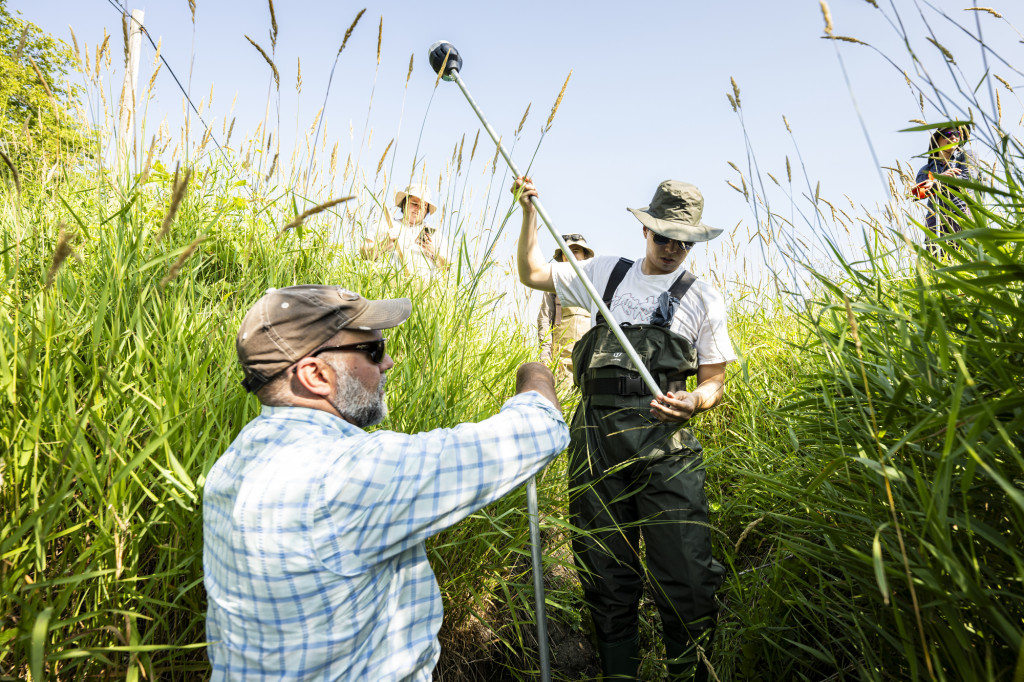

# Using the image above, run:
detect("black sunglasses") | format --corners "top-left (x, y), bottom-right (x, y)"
top-left (650, 231), bottom-right (694, 250)
top-left (562, 233), bottom-right (585, 242)
top-left (310, 338), bottom-right (388, 364)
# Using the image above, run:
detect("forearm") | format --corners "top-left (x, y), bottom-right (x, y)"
top-left (690, 377), bottom-right (725, 414)
top-left (516, 362), bottom-right (560, 414)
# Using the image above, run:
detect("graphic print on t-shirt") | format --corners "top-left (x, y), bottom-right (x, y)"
top-left (611, 292), bottom-right (660, 325)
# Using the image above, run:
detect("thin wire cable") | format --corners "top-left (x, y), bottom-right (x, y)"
top-left (102, 0), bottom-right (237, 174)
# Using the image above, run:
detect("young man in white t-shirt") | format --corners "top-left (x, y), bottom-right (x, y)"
top-left (514, 176), bottom-right (736, 681)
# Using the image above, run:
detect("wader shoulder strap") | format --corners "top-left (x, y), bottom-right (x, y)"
top-left (596, 258), bottom-right (633, 327)
top-left (670, 271), bottom-right (697, 301)
top-left (553, 295), bottom-right (562, 326)
top-left (603, 258), bottom-right (634, 307)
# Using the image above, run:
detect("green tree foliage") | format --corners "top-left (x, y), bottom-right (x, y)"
top-left (0, 0), bottom-right (89, 182)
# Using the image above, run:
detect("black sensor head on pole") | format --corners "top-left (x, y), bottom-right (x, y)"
top-left (428, 40), bottom-right (462, 81)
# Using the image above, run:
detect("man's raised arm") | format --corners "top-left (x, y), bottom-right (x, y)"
top-left (513, 176), bottom-right (555, 293)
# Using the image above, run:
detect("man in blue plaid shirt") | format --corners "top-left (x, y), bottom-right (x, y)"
top-left (203, 285), bottom-right (569, 680)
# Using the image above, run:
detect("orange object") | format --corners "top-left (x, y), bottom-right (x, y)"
top-left (911, 171), bottom-right (935, 199)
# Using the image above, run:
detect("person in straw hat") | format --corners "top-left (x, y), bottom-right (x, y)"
top-left (514, 177), bottom-right (736, 681)
top-left (537, 234), bottom-right (594, 384)
top-left (360, 183), bottom-right (449, 275)
top-left (204, 284), bottom-right (568, 680)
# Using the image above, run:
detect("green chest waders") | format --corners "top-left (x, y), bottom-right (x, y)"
top-left (567, 259), bottom-right (725, 679)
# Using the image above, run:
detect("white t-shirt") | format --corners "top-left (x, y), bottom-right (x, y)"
top-left (370, 218), bottom-right (443, 278)
top-left (552, 256), bottom-right (737, 366)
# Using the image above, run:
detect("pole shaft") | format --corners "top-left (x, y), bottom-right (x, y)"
top-left (451, 72), bottom-right (663, 399)
top-left (526, 478), bottom-right (551, 682)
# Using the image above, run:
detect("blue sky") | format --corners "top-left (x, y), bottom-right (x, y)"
top-left (11, 0), bottom-right (1024, 292)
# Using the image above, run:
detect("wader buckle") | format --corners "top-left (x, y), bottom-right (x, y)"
top-left (618, 375), bottom-right (647, 396)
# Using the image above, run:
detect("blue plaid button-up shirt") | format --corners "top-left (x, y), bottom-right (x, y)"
top-left (202, 392), bottom-right (568, 680)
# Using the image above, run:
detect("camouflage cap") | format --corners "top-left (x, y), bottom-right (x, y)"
top-left (236, 285), bottom-right (411, 392)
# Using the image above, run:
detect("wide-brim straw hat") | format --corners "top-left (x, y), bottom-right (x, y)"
top-left (627, 180), bottom-right (722, 242)
top-left (554, 234), bottom-right (595, 261)
top-left (395, 184), bottom-right (438, 215)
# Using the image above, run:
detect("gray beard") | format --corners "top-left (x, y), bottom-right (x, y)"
top-left (325, 357), bottom-right (387, 428)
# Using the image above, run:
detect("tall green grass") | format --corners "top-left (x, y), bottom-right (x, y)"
top-left (4, 3), bottom-right (1023, 681)
top-left (709, 5), bottom-right (1024, 680)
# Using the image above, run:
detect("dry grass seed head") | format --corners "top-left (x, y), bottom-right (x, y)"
top-left (545, 70), bottom-right (572, 132)
top-left (926, 36), bottom-right (955, 63)
top-left (160, 236), bottom-right (206, 288)
top-left (824, 35), bottom-right (867, 45)
top-left (433, 48), bottom-right (451, 88)
top-left (46, 226), bottom-right (76, 289)
top-left (122, 12), bottom-right (130, 64)
top-left (266, 152), bottom-right (279, 182)
top-left (98, 33), bottom-right (110, 66)
top-left (146, 61), bottom-right (162, 97)
top-left (245, 35), bottom-right (280, 90)
top-left (820, 0), bottom-right (834, 35)
top-left (69, 26), bottom-right (80, 64)
top-left (28, 56), bottom-right (56, 105)
top-left (157, 166), bottom-right (191, 240)
top-left (965, 7), bottom-right (1001, 19)
top-left (14, 26), bottom-right (28, 61)
top-left (268, 0), bottom-right (278, 49)
top-left (282, 196), bottom-right (354, 231)
top-left (995, 74), bottom-right (1012, 92)
top-left (490, 136), bottom-right (502, 174)
top-left (188, 0), bottom-right (196, 22)
top-left (515, 103), bottom-right (531, 136)
top-left (338, 9), bottom-right (366, 56)
top-left (296, 57), bottom-right (302, 93)
top-left (406, 53), bottom-right (414, 85)
top-left (376, 17), bottom-right (382, 65)
top-left (376, 138), bottom-right (394, 177)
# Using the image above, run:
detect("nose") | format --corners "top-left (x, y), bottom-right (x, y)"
top-left (380, 354), bottom-right (395, 372)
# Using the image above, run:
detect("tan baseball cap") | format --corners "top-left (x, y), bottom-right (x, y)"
top-left (236, 285), bottom-right (411, 392)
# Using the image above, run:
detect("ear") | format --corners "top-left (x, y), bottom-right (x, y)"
top-left (292, 357), bottom-right (334, 398)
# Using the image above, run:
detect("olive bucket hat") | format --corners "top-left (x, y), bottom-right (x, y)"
top-left (237, 285), bottom-right (411, 392)
top-left (627, 180), bottom-right (723, 242)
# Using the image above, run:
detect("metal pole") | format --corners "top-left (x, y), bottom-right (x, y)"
top-left (450, 70), bottom-right (663, 400)
top-left (525, 478), bottom-right (550, 682)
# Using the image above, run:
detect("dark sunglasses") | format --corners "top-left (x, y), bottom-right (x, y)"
top-left (562, 233), bottom-right (585, 242)
top-left (650, 231), bottom-right (695, 250)
top-left (310, 338), bottom-right (388, 364)
top-left (938, 129), bottom-right (960, 139)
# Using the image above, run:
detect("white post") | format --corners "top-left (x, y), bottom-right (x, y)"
top-left (116, 9), bottom-right (144, 175)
